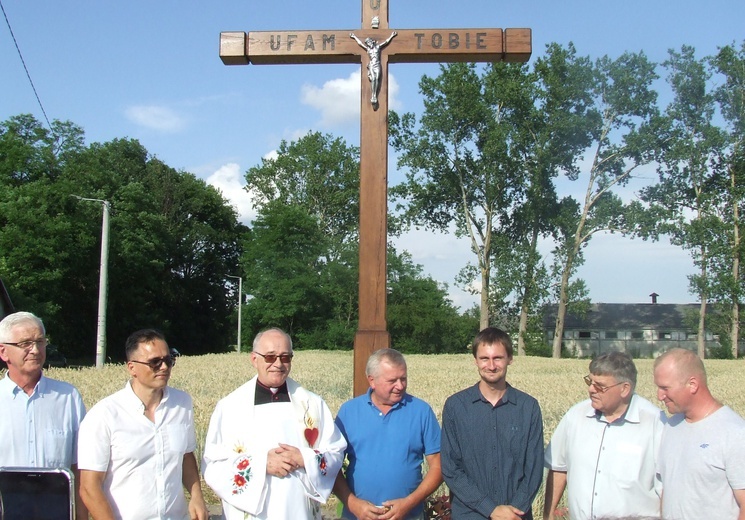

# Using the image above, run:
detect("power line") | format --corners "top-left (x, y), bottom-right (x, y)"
top-left (0, 0), bottom-right (53, 130)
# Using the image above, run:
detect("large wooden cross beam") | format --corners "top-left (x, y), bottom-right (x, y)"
top-left (220, 2), bottom-right (531, 396)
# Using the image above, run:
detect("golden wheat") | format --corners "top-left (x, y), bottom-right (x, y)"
top-left (43, 352), bottom-right (745, 517)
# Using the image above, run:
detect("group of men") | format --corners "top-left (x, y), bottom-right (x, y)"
top-left (1, 310), bottom-right (744, 520)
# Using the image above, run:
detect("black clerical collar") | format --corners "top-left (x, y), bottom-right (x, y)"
top-left (255, 380), bottom-right (290, 405)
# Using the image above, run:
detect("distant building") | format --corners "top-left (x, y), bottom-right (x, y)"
top-left (542, 302), bottom-right (726, 358)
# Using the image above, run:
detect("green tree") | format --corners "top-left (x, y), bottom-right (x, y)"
top-left (390, 62), bottom-right (528, 331)
top-left (710, 41), bottom-right (745, 357)
top-left (1, 116), bottom-right (245, 360)
top-left (242, 200), bottom-right (339, 343)
top-left (639, 46), bottom-right (727, 358)
top-left (551, 51), bottom-right (661, 357)
top-left (242, 132), bottom-right (362, 348)
top-left (242, 130), bottom-right (477, 352)
top-left (388, 251), bottom-right (477, 354)
top-left (390, 46), bottom-right (599, 353)
top-left (245, 131), bottom-right (360, 254)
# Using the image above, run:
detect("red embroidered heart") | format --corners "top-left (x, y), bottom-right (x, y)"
top-left (304, 427), bottom-right (319, 447)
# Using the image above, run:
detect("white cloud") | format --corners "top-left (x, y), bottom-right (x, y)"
top-left (124, 105), bottom-right (187, 133)
top-left (205, 163), bottom-right (257, 224)
top-left (300, 70), bottom-right (401, 127)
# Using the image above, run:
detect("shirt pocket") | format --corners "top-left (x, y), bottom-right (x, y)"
top-left (44, 428), bottom-right (72, 467)
top-left (166, 423), bottom-right (189, 454)
top-left (613, 441), bottom-right (644, 488)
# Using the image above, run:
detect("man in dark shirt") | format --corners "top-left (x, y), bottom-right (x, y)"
top-left (441, 327), bottom-right (544, 520)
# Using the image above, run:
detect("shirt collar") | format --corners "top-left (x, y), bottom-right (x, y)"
top-left (255, 380), bottom-right (290, 404)
top-left (468, 382), bottom-right (516, 406)
top-left (584, 393), bottom-right (640, 424)
top-left (0, 372), bottom-right (44, 398)
top-left (365, 388), bottom-right (408, 412)
top-left (122, 380), bottom-right (170, 412)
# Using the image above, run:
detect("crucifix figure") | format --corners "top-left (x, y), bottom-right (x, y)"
top-left (220, 2), bottom-right (531, 396)
top-left (350, 31), bottom-right (397, 109)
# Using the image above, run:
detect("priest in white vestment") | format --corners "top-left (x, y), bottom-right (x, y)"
top-left (203, 328), bottom-right (346, 520)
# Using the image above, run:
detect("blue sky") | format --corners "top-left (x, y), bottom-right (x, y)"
top-left (2, 1), bottom-right (743, 310)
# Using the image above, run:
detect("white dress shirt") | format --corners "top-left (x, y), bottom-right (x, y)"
top-left (545, 394), bottom-right (665, 520)
top-left (77, 381), bottom-right (196, 520)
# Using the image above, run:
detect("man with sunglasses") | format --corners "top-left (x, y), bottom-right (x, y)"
top-left (543, 351), bottom-right (665, 520)
top-left (77, 329), bottom-right (209, 520)
top-left (0, 311), bottom-right (87, 519)
top-left (202, 328), bottom-right (346, 520)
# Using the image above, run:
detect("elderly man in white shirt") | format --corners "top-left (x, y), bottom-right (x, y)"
top-left (543, 351), bottom-right (666, 520)
top-left (78, 329), bottom-right (209, 520)
top-left (0, 311), bottom-right (87, 519)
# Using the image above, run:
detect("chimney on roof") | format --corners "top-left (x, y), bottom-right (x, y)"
top-left (650, 292), bottom-right (659, 304)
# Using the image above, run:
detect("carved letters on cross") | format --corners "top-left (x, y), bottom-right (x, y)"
top-left (221, 28), bottom-right (531, 65)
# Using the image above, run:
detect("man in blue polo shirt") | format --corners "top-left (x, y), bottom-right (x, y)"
top-left (333, 348), bottom-right (442, 520)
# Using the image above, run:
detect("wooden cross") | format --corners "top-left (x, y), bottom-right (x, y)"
top-left (220, 2), bottom-right (531, 396)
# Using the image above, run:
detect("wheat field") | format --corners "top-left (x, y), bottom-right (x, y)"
top-left (44, 351), bottom-right (745, 517)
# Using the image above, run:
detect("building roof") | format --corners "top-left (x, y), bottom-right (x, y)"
top-left (542, 303), bottom-right (701, 331)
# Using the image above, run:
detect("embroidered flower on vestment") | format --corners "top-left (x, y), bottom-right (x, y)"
top-left (231, 455), bottom-right (252, 494)
top-left (314, 450), bottom-right (328, 476)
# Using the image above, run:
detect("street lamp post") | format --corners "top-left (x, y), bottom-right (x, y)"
top-left (227, 275), bottom-right (242, 352)
top-left (72, 196), bottom-right (110, 368)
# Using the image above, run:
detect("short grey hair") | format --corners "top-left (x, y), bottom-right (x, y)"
top-left (589, 351), bottom-right (637, 390)
top-left (0, 311), bottom-right (46, 343)
top-left (365, 348), bottom-right (406, 377)
top-left (252, 328), bottom-right (293, 351)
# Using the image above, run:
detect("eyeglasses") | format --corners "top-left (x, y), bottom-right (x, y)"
top-left (2, 338), bottom-right (47, 350)
top-left (583, 375), bottom-right (625, 393)
top-left (254, 351), bottom-right (293, 364)
top-left (129, 356), bottom-right (176, 371)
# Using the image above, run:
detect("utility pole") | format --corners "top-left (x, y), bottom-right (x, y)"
top-left (73, 196), bottom-right (110, 368)
top-left (227, 275), bottom-right (242, 352)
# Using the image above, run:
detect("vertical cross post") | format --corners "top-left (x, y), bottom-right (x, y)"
top-left (220, 1), bottom-right (531, 395)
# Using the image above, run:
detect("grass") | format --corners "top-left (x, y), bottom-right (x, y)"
top-left (43, 351), bottom-right (745, 518)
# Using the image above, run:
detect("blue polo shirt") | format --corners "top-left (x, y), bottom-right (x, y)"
top-left (335, 390), bottom-right (441, 519)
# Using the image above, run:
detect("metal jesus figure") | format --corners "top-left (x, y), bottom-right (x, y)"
top-left (350, 31), bottom-right (397, 109)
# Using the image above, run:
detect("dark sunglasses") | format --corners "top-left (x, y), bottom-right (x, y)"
top-left (254, 352), bottom-right (293, 364)
top-left (130, 356), bottom-right (176, 371)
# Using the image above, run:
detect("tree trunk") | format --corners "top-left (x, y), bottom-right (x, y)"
top-left (479, 263), bottom-right (490, 331)
top-left (552, 264), bottom-right (572, 358)
top-left (730, 166), bottom-right (741, 358)
top-left (518, 228), bottom-right (541, 356)
top-left (697, 297), bottom-right (707, 359)
top-left (517, 298), bottom-right (529, 356)
top-left (697, 249), bottom-right (707, 359)
top-left (731, 301), bottom-right (740, 358)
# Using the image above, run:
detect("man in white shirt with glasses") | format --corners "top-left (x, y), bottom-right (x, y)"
top-left (543, 351), bottom-right (665, 520)
top-left (0, 311), bottom-right (87, 519)
top-left (77, 329), bottom-right (209, 520)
